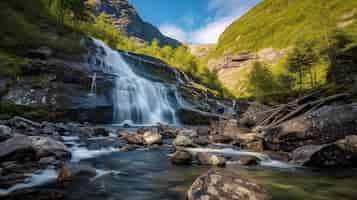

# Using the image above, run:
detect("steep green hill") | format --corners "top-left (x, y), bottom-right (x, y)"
top-left (211, 0), bottom-right (357, 58)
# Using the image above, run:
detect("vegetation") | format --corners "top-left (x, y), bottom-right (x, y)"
top-left (210, 0), bottom-right (357, 59)
top-left (286, 40), bottom-right (319, 90)
top-left (245, 29), bottom-right (357, 103)
top-left (0, 0), bottom-right (227, 96)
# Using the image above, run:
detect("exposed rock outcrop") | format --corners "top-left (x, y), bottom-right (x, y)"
top-left (290, 135), bottom-right (357, 167)
top-left (264, 104), bottom-right (357, 152)
top-left (187, 169), bottom-right (271, 200)
top-left (89, 0), bottom-right (180, 47)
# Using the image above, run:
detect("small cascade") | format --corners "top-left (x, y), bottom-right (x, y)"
top-left (90, 39), bottom-right (178, 126)
top-left (88, 72), bottom-right (97, 96)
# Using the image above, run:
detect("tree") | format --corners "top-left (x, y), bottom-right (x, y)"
top-left (277, 73), bottom-right (295, 92)
top-left (287, 41), bottom-right (319, 90)
top-left (248, 62), bottom-right (277, 101)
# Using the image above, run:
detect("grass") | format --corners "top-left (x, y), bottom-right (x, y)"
top-left (210, 0), bottom-right (357, 59)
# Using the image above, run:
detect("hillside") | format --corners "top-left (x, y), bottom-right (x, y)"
top-left (206, 0), bottom-right (357, 97)
top-left (211, 0), bottom-right (357, 58)
top-left (89, 0), bottom-right (180, 47)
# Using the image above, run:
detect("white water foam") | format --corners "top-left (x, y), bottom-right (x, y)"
top-left (91, 39), bottom-right (178, 126)
top-left (70, 146), bottom-right (117, 162)
top-left (184, 147), bottom-right (295, 169)
top-left (0, 168), bottom-right (58, 196)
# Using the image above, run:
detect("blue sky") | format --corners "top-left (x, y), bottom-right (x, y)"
top-left (128, 0), bottom-right (261, 44)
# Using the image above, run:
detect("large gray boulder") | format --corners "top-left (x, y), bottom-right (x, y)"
top-left (264, 104), bottom-right (357, 152)
top-left (0, 125), bottom-right (12, 142)
top-left (290, 135), bottom-right (357, 167)
top-left (0, 135), bottom-right (70, 161)
top-left (187, 169), bottom-right (271, 200)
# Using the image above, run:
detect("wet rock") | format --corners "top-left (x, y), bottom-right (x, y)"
top-left (120, 132), bottom-right (144, 145)
top-left (187, 169), bottom-right (271, 200)
top-left (0, 125), bottom-right (12, 142)
top-left (196, 126), bottom-right (210, 136)
top-left (176, 108), bottom-right (221, 125)
top-left (93, 127), bottom-right (109, 137)
top-left (78, 127), bottom-right (95, 138)
top-left (171, 151), bottom-right (192, 165)
top-left (143, 131), bottom-right (162, 145)
top-left (0, 135), bottom-right (70, 161)
top-left (238, 102), bottom-right (272, 128)
top-left (119, 144), bottom-right (140, 152)
top-left (173, 135), bottom-right (195, 147)
top-left (290, 135), bottom-right (357, 167)
top-left (209, 134), bottom-right (233, 144)
top-left (4, 189), bottom-right (65, 200)
top-left (193, 136), bottom-right (209, 146)
top-left (158, 124), bottom-right (177, 138)
top-left (27, 46), bottom-right (54, 59)
top-left (197, 152), bottom-right (226, 167)
top-left (7, 116), bottom-right (42, 130)
top-left (264, 104), bottom-right (357, 152)
top-left (244, 140), bottom-right (265, 152)
top-left (0, 173), bottom-right (27, 189)
top-left (239, 156), bottom-right (260, 166)
top-left (57, 164), bottom-right (72, 182)
top-left (38, 157), bottom-right (60, 167)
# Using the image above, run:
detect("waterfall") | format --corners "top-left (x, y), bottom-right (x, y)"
top-left (90, 39), bottom-right (178, 126)
top-left (89, 72), bottom-right (97, 96)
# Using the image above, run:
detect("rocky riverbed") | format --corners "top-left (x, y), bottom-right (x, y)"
top-left (1, 100), bottom-right (357, 200)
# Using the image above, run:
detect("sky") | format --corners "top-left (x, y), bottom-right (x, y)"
top-left (127, 0), bottom-right (261, 44)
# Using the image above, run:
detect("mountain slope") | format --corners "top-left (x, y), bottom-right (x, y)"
top-left (89, 0), bottom-right (181, 47)
top-left (207, 0), bottom-right (357, 97)
top-left (211, 0), bottom-right (357, 59)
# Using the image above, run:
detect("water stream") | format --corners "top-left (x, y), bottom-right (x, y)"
top-left (90, 39), bottom-right (178, 126)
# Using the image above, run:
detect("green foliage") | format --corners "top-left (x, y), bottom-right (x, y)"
top-left (0, 0), bottom-right (226, 96)
top-left (247, 62), bottom-right (279, 101)
top-left (287, 40), bottom-right (319, 89)
top-left (79, 14), bottom-right (227, 96)
top-left (210, 0), bottom-right (357, 59)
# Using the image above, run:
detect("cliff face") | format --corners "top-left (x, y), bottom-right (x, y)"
top-left (90, 0), bottom-right (181, 47)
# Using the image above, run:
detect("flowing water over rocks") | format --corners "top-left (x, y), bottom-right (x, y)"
top-left (90, 39), bottom-right (178, 126)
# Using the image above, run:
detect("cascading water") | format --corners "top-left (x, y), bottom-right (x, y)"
top-left (89, 72), bottom-right (97, 96)
top-left (90, 39), bottom-right (178, 126)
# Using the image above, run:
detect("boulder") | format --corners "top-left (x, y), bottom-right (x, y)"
top-left (93, 127), bottom-right (109, 137)
top-left (239, 156), bottom-right (260, 166)
top-left (197, 152), bottom-right (226, 167)
top-left (143, 131), bottom-right (162, 145)
top-left (7, 116), bottom-right (42, 129)
top-left (209, 134), bottom-right (233, 144)
top-left (158, 124), bottom-right (177, 138)
top-left (120, 132), bottom-right (144, 145)
top-left (176, 108), bottom-right (221, 125)
top-left (173, 135), bottom-right (195, 147)
top-left (0, 125), bottom-right (12, 142)
top-left (187, 169), bottom-right (271, 200)
top-left (171, 151), bottom-right (192, 165)
top-left (0, 135), bottom-right (70, 161)
top-left (290, 136), bottom-right (357, 167)
top-left (238, 102), bottom-right (272, 128)
top-left (264, 104), bottom-right (357, 152)
top-left (57, 164), bottom-right (97, 182)
top-left (193, 136), bottom-right (209, 146)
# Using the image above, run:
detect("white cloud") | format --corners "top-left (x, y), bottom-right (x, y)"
top-left (159, 0), bottom-right (260, 44)
top-left (159, 24), bottom-right (187, 42)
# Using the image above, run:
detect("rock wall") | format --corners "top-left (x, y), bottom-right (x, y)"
top-left (89, 0), bottom-right (181, 47)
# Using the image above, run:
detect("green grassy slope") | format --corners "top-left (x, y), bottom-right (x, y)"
top-left (210, 0), bottom-right (357, 58)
